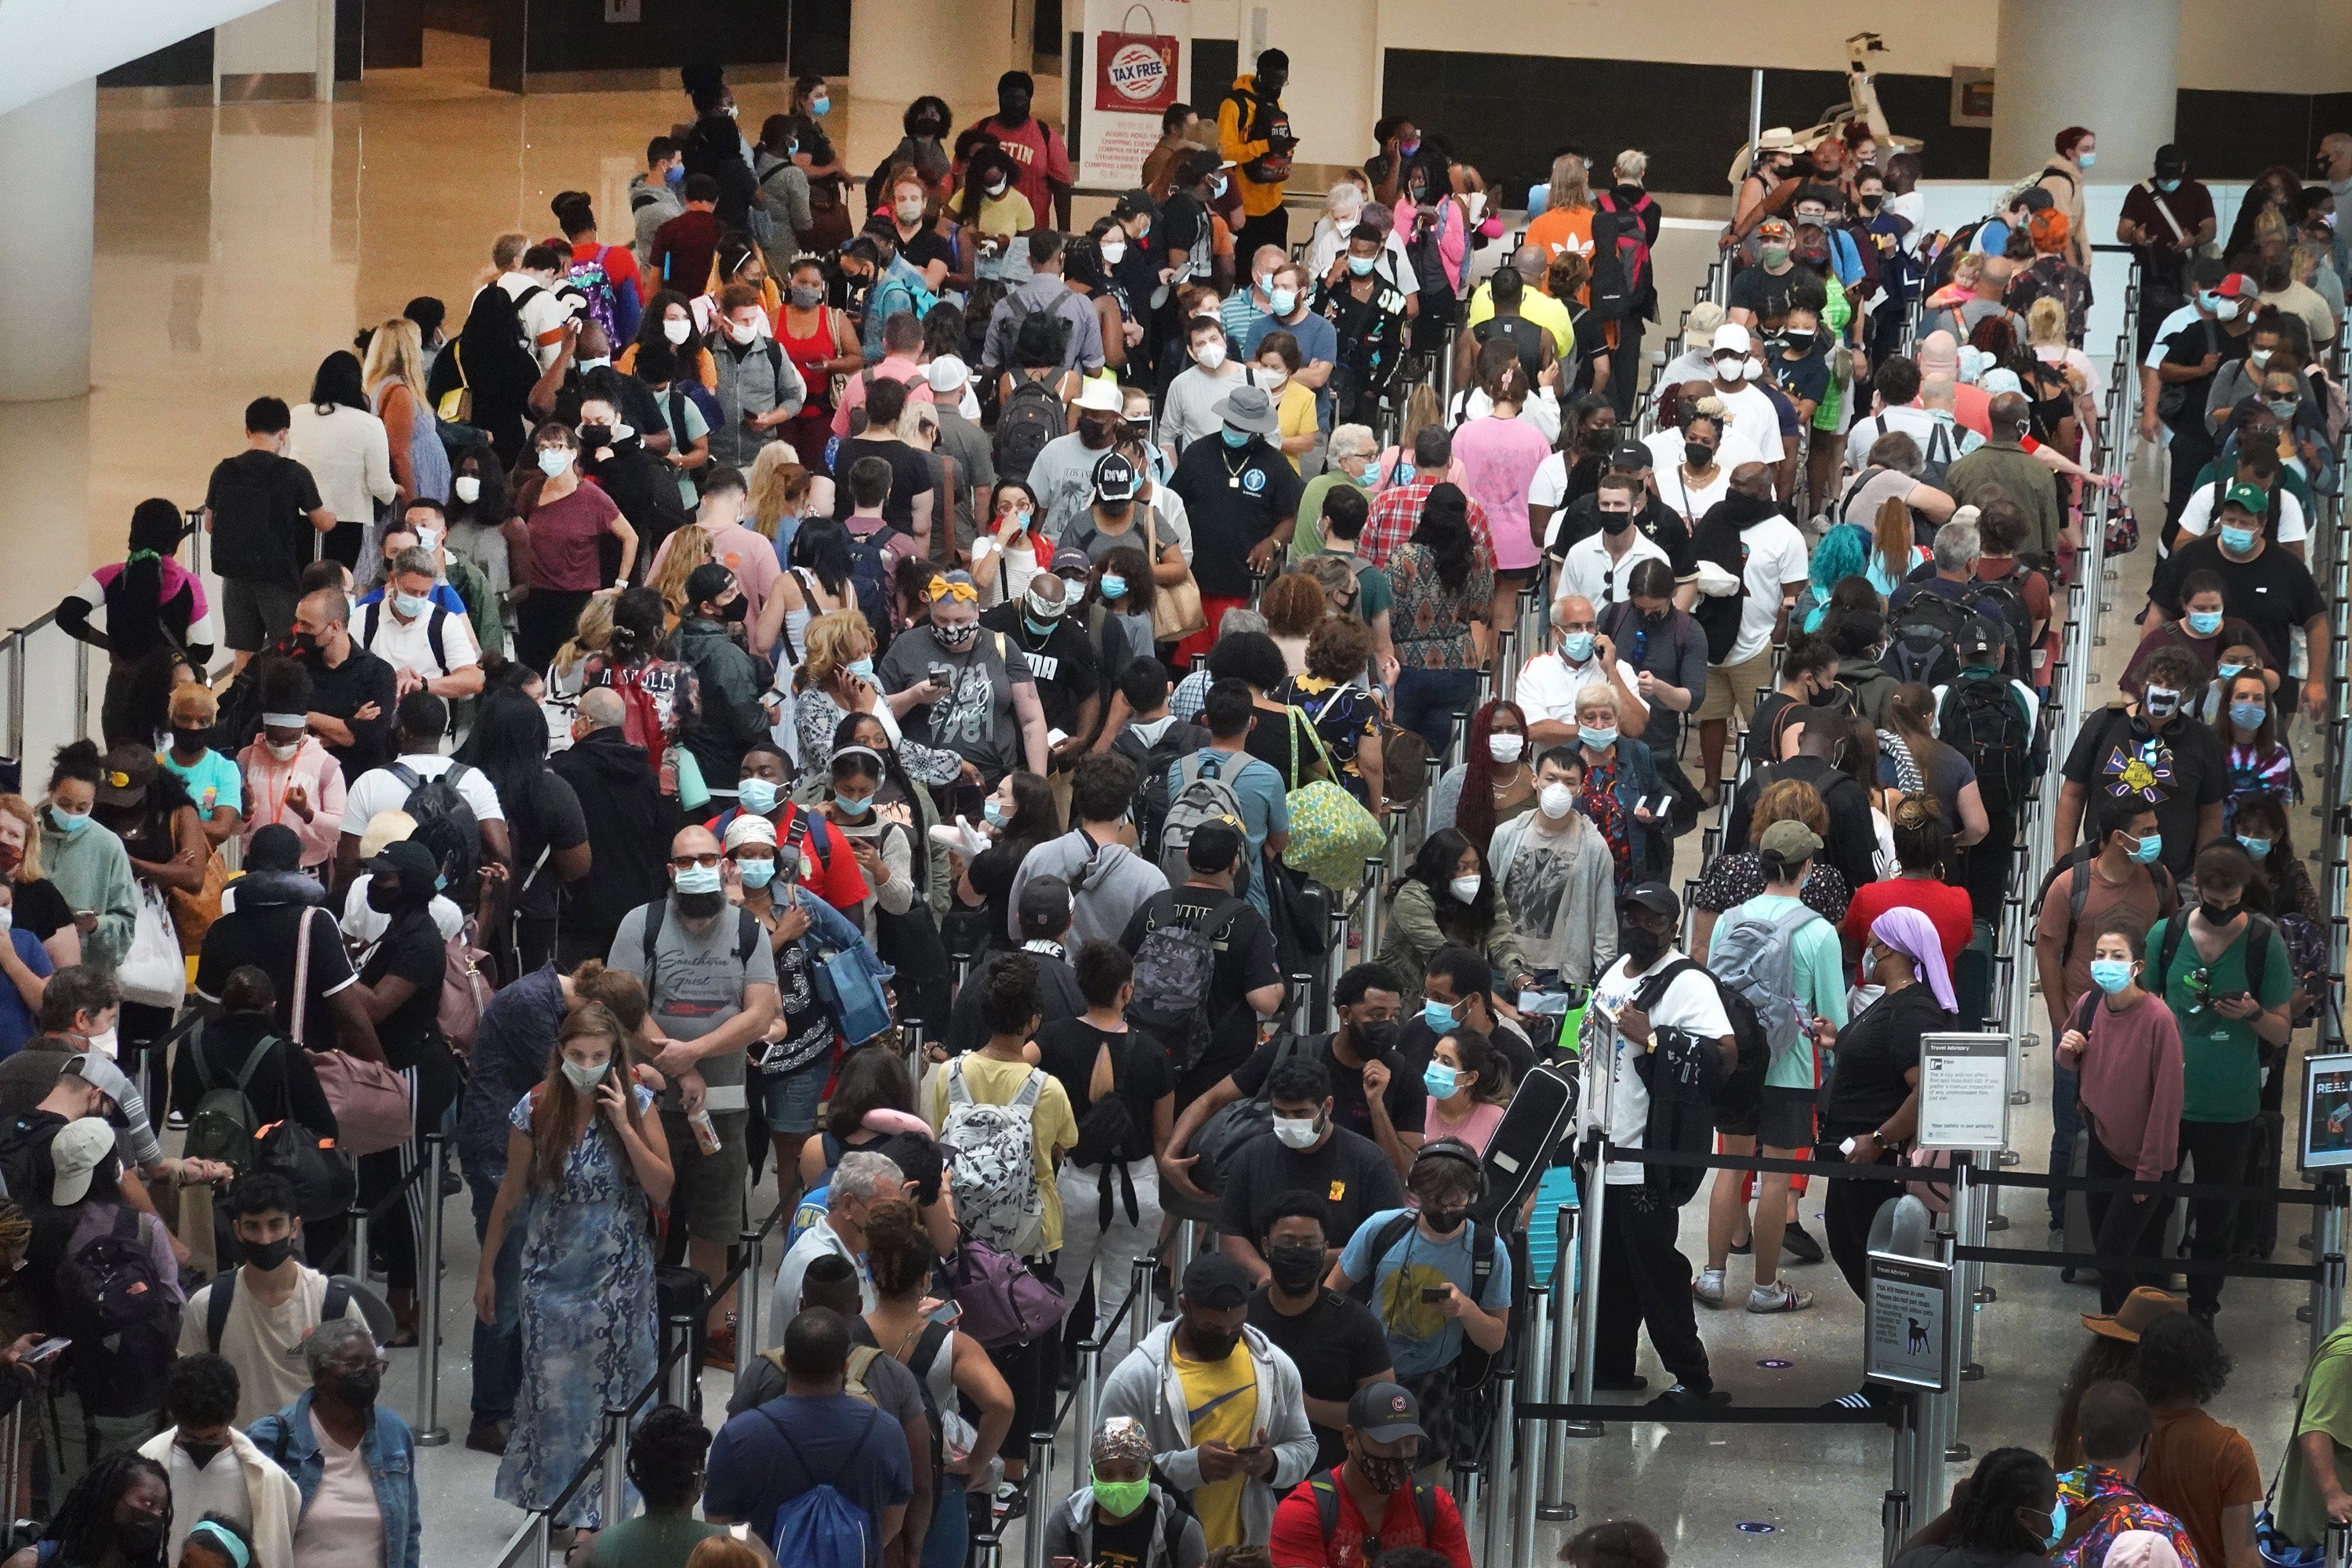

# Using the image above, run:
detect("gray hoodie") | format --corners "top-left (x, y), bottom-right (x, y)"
top-left (1009, 827), bottom-right (1170, 946)
top-left (1041, 1484), bottom-right (1205, 1568)
top-left (1486, 808), bottom-right (1618, 985)
top-left (1096, 1320), bottom-right (1319, 1547)
top-left (629, 172), bottom-right (684, 270)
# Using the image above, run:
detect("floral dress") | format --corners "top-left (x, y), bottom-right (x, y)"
top-left (494, 1084), bottom-right (658, 1528)
top-left (1577, 757), bottom-right (1634, 892)
top-left (1386, 541), bottom-right (1494, 671)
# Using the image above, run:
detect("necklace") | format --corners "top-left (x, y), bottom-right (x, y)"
top-left (1490, 764), bottom-right (1528, 797)
top-left (1221, 444), bottom-right (1251, 489)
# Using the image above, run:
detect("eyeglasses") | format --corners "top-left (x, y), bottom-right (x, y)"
top-left (669, 852), bottom-right (723, 869)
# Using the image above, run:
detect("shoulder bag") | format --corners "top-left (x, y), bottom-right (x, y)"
top-left (308, 911), bottom-right (416, 1157)
top-left (1144, 501), bottom-right (1207, 644)
top-left (1280, 706), bottom-right (1385, 891)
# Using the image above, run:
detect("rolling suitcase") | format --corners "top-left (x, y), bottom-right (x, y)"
top-left (655, 1265), bottom-right (712, 1414)
top-left (1472, 1064), bottom-right (1578, 1229)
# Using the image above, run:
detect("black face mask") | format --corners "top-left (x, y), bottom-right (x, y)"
top-left (579, 423), bottom-right (613, 452)
top-left (365, 877), bottom-right (405, 914)
top-left (1080, 418), bottom-right (1117, 450)
top-left (1182, 1322), bottom-right (1242, 1363)
top-left (1579, 426), bottom-right (1617, 454)
top-left (334, 1365), bottom-right (383, 1410)
top-left (2199, 899), bottom-right (2241, 926)
top-left (1353, 1446), bottom-right (1414, 1494)
top-left (179, 1438), bottom-right (229, 1470)
top-left (1352, 1018), bottom-right (1398, 1060)
top-left (1266, 1243), bottom-right (1323, 1294)
top-left (1683, 442), bottom-right (1716, 468)
top-left (172, 725), bottom-right (214, 752)
top-left (1420, 1205), bottom-right (1468, 1236)
top-left (717, 596), bottom-right (749, 622)
top-left (115, 1517), bottom-right (166, 1561)
top-left (1858, 195), bottom-right (1882, 212)
top-left (1599, 509), bottom-right (1634, 535)
top-left (240, 1236), bottom-right (297, 1272)
top-left (1620, 923), bottom-right (1667, 969)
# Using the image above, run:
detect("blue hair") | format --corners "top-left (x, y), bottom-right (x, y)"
top-left (1810, 523), bottom-right (1870, 597)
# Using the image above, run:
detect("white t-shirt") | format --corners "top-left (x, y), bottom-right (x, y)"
top-left (341, 876), bottom-right (468, 946)
top-left (360, 598), bottom-right (482, 681)
top-left (499, 271), bottom-right (573, 372)
top-left (1842, 404), bottom-right (1983, 472)
top-left (339, 753), bottom-right (506, 837)
top-left (177, 1265), bottom-right (371, 1426)
top-left (1728, 514), bottom-right (1811, 664)
top-left (1556, 530), bottom-right (1670, 612)
top-left (2173, 481), bottom-right (2307, 545)
top-left (1584, 951), bottom-right (1730, 1185)
top-left (1654, 460), bottom-right (1733, 527)
top-left (156, 1442), bottom-right (257, 1567)
top-left (1709, 382), bottom-right (1784, 462)
top-left (293, 1416), bottom-right (385, 1568)
top-left (1516, 652), bottom-right (1639, 729)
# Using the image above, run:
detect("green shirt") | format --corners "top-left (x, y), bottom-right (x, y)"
top-left (586, 1515), bottom-right (727, 1568)
top-left (2147, 913), bottom-right (2291, 1123)
top-left (1720, 893), bottom-right (1849, 1090)
top-left (2278, 1321), bottom-right (2352, 1546)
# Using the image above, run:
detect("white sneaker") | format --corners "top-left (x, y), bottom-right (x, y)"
top-left (1693, 1269), bottom-right (1726, 1308)
top-left (1747, 1281), bottom-right (1815, 1314)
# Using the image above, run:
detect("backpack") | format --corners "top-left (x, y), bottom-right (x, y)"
top-left (642, 901), bottom-right (764, 975)
top-left (1347, 1209), bottom-right (1505, 1388)
top-left (563, 251), bottom-right (623, 344)
top-left (1705, 902), bottom-right (1820, 1069)
top-left (358, 600), bottom-right (452, 676)
top-left (1884, 590), bottom-right (1971, 688)
top-left (185, 1025), bottom-right (280, 1173)
top-left (1639, 958), bottom-right (1770, 1163)
top-left (1159, 751), bottom-right (1250, 887)
top-left (58, 1205), bottom-right (174, 1336)
top-left (1588, 191), bottom-right (1656, 324)
top-left (762, 1401), bottom-right (882, 1568)
top-left (993, 375), bottom-right (1067, 485)
top-left (841, 524), bottom-right (906, 647)
top-left (390, 760), bottom-right (481, 911)
top-left (1305, 1465), bottom-right (1439, 1549)
top-left (1126, 891), bottom-right (1249, 1076)
top-left (938, 1058), bottom-right (1047, 1256)
top-left (2027, 845), bottom-right (2177, 972)
top-left (1187, 1032), bottom-right (1305, 1195)
top-left (1123, 720), bottom-right (1208, 860)
top-left (1961, 569), bottom-right (2034, 682)
top-left (1939, 670), bottom-right (2034, 815)
top-left (206, 1269), bottom-right (351, 1354)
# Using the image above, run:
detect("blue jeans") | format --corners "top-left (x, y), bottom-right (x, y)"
top-left (2048, 1058), bottom-right (2082, 1229)
top-left (922, 1478), bottom-right (967, 1568)
top-left (463, 1149), bottom-right (525, 1422)
top-left (1393, 667), bottom-right (1482, 753)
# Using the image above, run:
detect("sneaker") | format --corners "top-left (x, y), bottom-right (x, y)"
top-left (1693, 1269), bottom-right (1726, 1308)
top-left (1747, 1282), bottom-right (1814, 1313)
top-left (165, 1110), bottom-right (188, 1133)
top-left (1780, 1222), bottom-right (1824, 1264)
top-left (993, 1480), bottom-right (1028, 1523)
top-left (465, 1420), bottom-right (510, 1456)
top-left (1648, 1385), bottom-right (1730, 1407)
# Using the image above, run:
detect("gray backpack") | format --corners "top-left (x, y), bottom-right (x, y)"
top-left (1706, 903), bottom-right (1820, 1067)
top-left (1159, 752), bottom-right (1249, 887)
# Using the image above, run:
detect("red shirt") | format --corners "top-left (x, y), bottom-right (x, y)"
top-left (769, 803), bottom-right (871, 916)
top-left (966, 114), bottom-right (1070, 224)
top-left (651, 208), bottom-right (720, 294)
top-left (1842, 876), bottom-right (1975, 978)
top-left (1270, 1475), bottom-right (1472, 1568)
top-left (1359, 477), bottom-right (1494, 572)
top-left (572, 238), bottom-right (644, 305)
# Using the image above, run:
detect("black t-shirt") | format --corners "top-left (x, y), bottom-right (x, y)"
top-left (2149, 537), bottom-right (2326, 675)
top-left (6, 879), bottom-right (71, 944)
top-left (1727, 756), bottom-right (1879, 894)
top-left (1168, 437), bottom-right (1306, 598)
top-left (1158, 192), bottom-right (1211, 281)
top-left (979, 604), bottom-right (1099, 736)
top-left (169, 1011), bottom-right (340, 1140)
top-left (503, 769), bottom-right (591, 923)
top-left (195, 903), bottom-right (360, 1052)
top-left (829, 437), bottom-right (936, 531)
top-left (1726, 264), bottom-right (1804, 323)
top-left (1033, 1018), bottom-right (1174, 1163)
top-left (1215, 1124), bottom-right (1403, 1255)
top-left (1229, 1032), bottom-right (1424, 1147)
top-left (1771, 348), bottom-right (1831, 411)
top-left (2059, 706), bottom-right (2227, 877)
top-left (1120, 888), bottom-right (1283, 1105)
top-left (945, 946), bottom-right (1086, 1055)
top-left (307, 647), bottom-right (400, 779)
top-left (966, 840), bottom-right (1033, 953)
top-left (1820, 983), bottom-right (1952, 1139)
top-left (894, 225), bottom-right (956, 277)
top-left (1746, 691), bottom-right (1802, 766)
top-left (205, 450), bottom-right (325, 589)
top-left (359, 910), bottom-right (446, 1068)
top-left (1245, 1287), bottom-right (1395, 1472)
top-left (1565, 307), bottom-right (1610, 397)
top-left (2152, 312), bottom-right (2246, 431)
top-left (1089, 1504), bottom-right (1162, 1568)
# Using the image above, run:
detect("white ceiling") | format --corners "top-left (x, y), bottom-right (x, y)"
top-left (0, 0), bottom-right (281, 117)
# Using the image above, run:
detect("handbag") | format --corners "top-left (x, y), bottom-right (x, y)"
top-left (809, 938), bottom-right (895, 1047)
top-left (254, 1117), bottom-right (357, 1223)
top-left (118, 884), bottom-right (187, 1010)
top-left (1145, 503), bottom-right (1207, 644)
top-left (165, 848), bottom-right (230, 956)
top-left (1280, 706), bottom-right (1385, 890)
top-left (435, 341), bottom-right (472, 424)
top-left (303, 913), bottom-right (414, 1158)
top-left (942, 1229), bottom-right (1066, 1348)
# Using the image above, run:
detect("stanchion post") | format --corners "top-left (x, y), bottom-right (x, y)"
top-left (349, 1205), bottom-right (371, 1287)
top-left (1539, 1200), bottom-right (1579, 1513)
top-left (1571, 1134), bottom-right (1606, 1433)
top-left (738, 1223), bottom-right (766, 1397)
top-left (415, 1133), bottom-right (449, 1444)
top-left (1451, 1457), bottom-right (1481, 1554)
top-left (1483, 1367), bottom-right (1516, 1568)
top-left (971, 1533), bottom-right (1003, 1568)
top-left (2314, 1174), bottom-right (2348, 1358)
top-left (599, 1403), bottom-right (630, 1526)
top-left (1022, 1432), bottom-right (1053, 1568)
top-left (1883, 1399), bottom-right (1917, 1568)
top-left (2328, 1518), bottom-right (2351, 1568)
top-left (665, 1313), bottom-right (697, 1408)
top-left (1073, 1254), bottom-right (1103, 1496)
top-left (1127, 1253), bottom-right (1156, 1356)
top-left (0, 1403), bottom-right (19, 1539)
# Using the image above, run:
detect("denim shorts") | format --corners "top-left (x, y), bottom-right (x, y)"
top-left (757, 1054), bottom-right (831, 1134)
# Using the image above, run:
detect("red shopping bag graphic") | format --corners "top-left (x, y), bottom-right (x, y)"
top-left (1094, 5), bottom-right (1179, 114)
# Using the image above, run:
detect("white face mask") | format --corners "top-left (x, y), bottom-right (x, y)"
top-left (452, 475), bottom-right (481, 503)
top-left (1538, 782), bottom-right (1575, 819)
top-left (1260, 368), bottom-right (1288, 390)
top-left (267, 741), bottom-right (301, 762)
top-left (1272, 1113), bottom-right (1320, 1149)
top-left (1487, 734), bottom-right (1524, 764)
top-left (1195, 341), bottom-right (1227, 369)
top-left (1449, 873), bottom-right (1483, 904)
top-left (1100, 240), bottom-right (1127, 265)
top-left (895, 198), bottom-right (925, 222)
top-left (663, 317), bottom-right (694, 345)
top-left (725, 318), bottom-right (760, 345)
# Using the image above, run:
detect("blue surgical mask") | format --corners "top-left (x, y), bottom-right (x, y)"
top-left (2197, 291), bottom-right (2222, 313)
top-left (1347, 255), bottom-right (1376, 277)
top-left (2034, 1501), bottom-right (2068, 1554)
top-left (50, 807), bottom-right (91, 836)
top-left (561, 1058), bottom-right (608, 1094)
top-left (2127, 831), bottom-right (2165, 866)
top-left (2186, 610), bottom-right (2223, 636)
top-left (2238, 834), bottom-right (2274, 860)
top-left (1579, 724), bottom-right (1618, 750)
top-left (1560, 632), bottom-right (1595, 662)
top-left (537, 447), bottom-right (572, 477)
top-left (833, 793), bottom-right (873, 817)
top-left (810, 96), bottom-right (831, 117)
top-left (664, 162), bottom-right (684, 186)
top-left (2158, 177), bottom-right (2182, 193)
top-left (393, 591), bottom-right (432, 620)
top-left (1221, 426), bottom-right (1251, 448)
top-left (983, 797), bottom-right (1007, 826)
top-left (736, 777), bottom-right (779, 817)
top-left (2216, 662), bottom-right (2246, 682)
top-left (2220, 525), bottom-right (2258, 553)
top-left (736, 858), bottom-right (777, 889)
top-left (2077, 152), bottom-right (2096, 170)
top-left (846, 656), bottom-right (875, 681)
top-left (1100, 574), bottom-right (1128, 599)
top-left (2230, 701), bottom-right (2267, 731)
top-left (1210, 174), bottom-right (1229, 198)
top-left (1422, 997), bottom-right (1461, 1033)
top-left (2089, 959), bottom-right (2136, 994)
top-left (674, 863), bottom-right (723, 895)
top-left (1268, 287), bottom-right (1297, 315)
top-left (1423, 1063), bottom-right (1459, 1099)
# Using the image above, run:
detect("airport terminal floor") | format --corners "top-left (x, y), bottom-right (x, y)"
top-left (0, 28), bottom-right (2344, 1568)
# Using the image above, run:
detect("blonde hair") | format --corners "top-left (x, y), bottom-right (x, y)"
top-left (795, 608), bottom-right (877, 692)
top-left (1573, 682), bottom-right (1621, 719)
top-left (492, 231), bottom-right (530, 271)
top-left (361, 318), bottom-right (431, 411)
top-left (1613, 149), bottom-right (1648, 183)
top-left (1949, 252), bottom-right (1984, 289)
top-left (1546, 153), bottom-right (1592, 215)
top-left (1752, 778), bottom-right (1828, 837)
top-left (553, 594), bottom-right (616, 678)
top-left (0, 797), bottom-right (42, 884)
top-left (1397, 383), bottom-right (1444, 455)
top-left (684, 1536), bottom-right (767, 1568)
top-left (746, 443), bottom-right (812, 539)
top-left (648, 526), bottom-right (716, 618)
top-left (2024, 296), bottom-right (2067, 348)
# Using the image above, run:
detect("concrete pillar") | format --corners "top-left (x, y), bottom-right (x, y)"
top-left (0, 81), bottom-right (95, 404)
top-left (1262, 0), bottom-right (1377, 170)
top-left (1990, 0), bottom-right (2178, 183)
top-left (215, 0), bottom-right (336, 102)
top-left (848, 0), bottom-right (1022, 113)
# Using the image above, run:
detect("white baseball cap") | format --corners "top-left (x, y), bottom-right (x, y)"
top-left (49, 1116), bottom-right (117, 1206)
top-left (1711, 322), bottom-right (1752, 357)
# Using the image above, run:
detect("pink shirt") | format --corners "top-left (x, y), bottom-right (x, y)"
top-left (2057, 989), bottom-right (2185, 1182)
top-left (238, 736), bottom-right (347, 871)
top-left (1450, 414), bottom-right (1552, 572)
top-left (653, 520), bottom-right (782, 619)
top-left (829, 353), bottom-right (937, 439)
top-left (1425, 1097), bottom-right (1507, 1155)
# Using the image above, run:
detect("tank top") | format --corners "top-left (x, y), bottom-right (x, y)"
top-left (373, 379), bottom-right (451, 505)
top-left (778, 307), bottom-right (841, 410)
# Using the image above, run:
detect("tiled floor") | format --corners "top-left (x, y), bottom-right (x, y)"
top-left (15, 45), bottom-right (2335, 1566)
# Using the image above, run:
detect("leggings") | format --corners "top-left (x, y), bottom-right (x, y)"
top-left (358, 1040), bottom-right (465, 1290)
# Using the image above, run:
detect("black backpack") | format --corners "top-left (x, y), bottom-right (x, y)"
top-left (1588, 191), bottom-right (1656, 323)
top-left (841, 524), bottom-right (906, 648)
top-left (1938, 670), bottom-right (2034, 815)
top-left (208, 1269), bottom-right (352, 1353)
top-left (1961, 569), bottom-right (2035, 683)
top-left (1636, 959), bottom-right (1766, 1198)
top-left (391, 760), bottom-right (481, 910)
top-left (993, 374), bottom-right (1067, 485)
top-left (2154, 910), bottom-right (2278, 1013)
top-left (1885, 590), bottom-right (1970, 688)
top-left (358, 600), bottom-right (453, 675)
top-left (1119, 720), bottom-right (1210, 861)
top-left (58, 1205), bottom-right (176, 1336)
top-left (184, 1025), bottom-right (280, 1174)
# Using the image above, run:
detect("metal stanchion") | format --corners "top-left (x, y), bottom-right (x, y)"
top-left (738, 1223), bottom-right (767, 1395)
top-left (415, 1134), bottom-right (450, 1444)
top-left (1483, 1367), bottom-right (1517, 1568)
top-left (1450, 1457), bottom-right (1482, 1553)
top-left (72, 638), bottom-right (89, 743)
top-left (971, 1533), bottom-right (1004, 1568)
top-left (1127, 1253), bottom-right (1156, 1356)
top-left (1540, 1198), bottom-right (1586, 1509)
top-left (598, 1404), bottom-right (630, 1524)
top-left (1938, 1160), bottom-right (1975, 1464)
top-left (1022, 1432), bottom-right (1053, 1568)
top-left (2328, 1519), bottom-right (2352, 1568)
top-left (1176, 1217), bottom-right (1201, 1276)
top-left (2314, 1174), bottom-right (2349, 1357)
top-left (1072, 1254), bottom-right (1104, 1495)
top-left (1570, 1134), bottom-right (1606, 1429)
top-left (1510, 1308), bottom-right (1543, 1566)
top-left (1883, 1399), bottom-right (1918, 1568)
top-left (665, 1313), bottom-right (697, 1408)
top-left (348, 1205), bottom-right (371, 1287)
top-left (0, 1403), bottom-right (19, 1541)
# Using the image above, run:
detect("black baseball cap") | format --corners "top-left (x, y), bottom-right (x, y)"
top-left (1093, 450), bottom-right (1140, 505)
top-left (1112, 187), bottom-right (1156, 220)
top-left (1347, 1381), bottom-right (1426, 1443)
top-left (1609, 438), bottom-right (1653, 471)
top-left (1958, 614), bottom-right (2001, 660)
top-left (1017, 875), bottom-right (1071, 935)
top-left (1181, 1253), bottom-right (1254, 1310)
top-left (1619, 882), bottom-right (1679, 920)
top-left (2154, 143), bottom-right (2187, 179)
top-left (1185, 820), bottom-right (1244, 873)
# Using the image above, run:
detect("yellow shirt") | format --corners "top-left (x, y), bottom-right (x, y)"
top-left (925, 1051), bottom-right (1078, 1253)
top-left (1173, 1340), bottom-right (1258, 1548)
top-left (1463, 281), bottom-right (1574, 358)
top-left (952, 187), bottom-right (1036, 241)
top-left (1273, 379), bottom-right (1318, 471)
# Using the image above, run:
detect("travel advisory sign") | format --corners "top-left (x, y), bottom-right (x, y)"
top-left (1083, 0), bottom-right (1189, 186)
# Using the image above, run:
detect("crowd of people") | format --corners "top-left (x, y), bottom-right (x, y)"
top-left (12, 45), bottom-right (2352, 1568)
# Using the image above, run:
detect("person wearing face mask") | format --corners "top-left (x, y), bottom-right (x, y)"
top-left (2121, 572), bottom-right (2270, 706)
top-left (204, 398), bottom-right (339, 675)
top-left (2119, 144), bottom-right (2217, 352)
top-left (1376, 829), bottom-right (1530, 1018)
top-left (670, 564), bottom-right (774, 791)
top-left (2142, 262), bottom-right (2256, 523)
top-left (1160, 314), bottom-right (1253, 460)
top-left (2149, 484), bottom-right (2330, 718)
top-left (1693, 322), bottom-right (1785, 474)
top-left (981, 557), bottom-right (1103, 776)
top-left (630, 134), bottom-right (688, 267)
top-left (245, 1320), bottom-right (419, 1568)
top-left (1555, 472), bottom-right (1673, 620)
top-left (1042, 1414), bottom-right (1208, 1568)
top-left (1268, 1380), bottom-right (1473, 1568)
top-left (2213, 671), bottom-right (2297, 830)
top-left (34, 741), bottom-right (140, 971)
top-left (136, 1353), bottom-right (303, 1568)
top-left (1725, 216), bottom-right (1803, 329)
top-left (2051, 1385), bottom-right (2205, 1568)
top-left (152, 682), bottom-right (244, 852)
top-left (1892, 1446), bottom-right (2066, 1568)
top-left (1486, 746), bottom-right (1617, 993)
top-left (1313, 227), bottom-right (1416, 428)
top-left (1243, 1200), bottom-right (1395, 1478)
top-left (1417, 1029), bottom-right (1508, 1156)
top-left (706, 279), bottom-right (808, 471)
top-left (6, 1453), bottom-right (180, 1568)
top-left (2179, 389), bottom-right (2307, 550)
top-left (176, 1171), bottom-right (361, 1428)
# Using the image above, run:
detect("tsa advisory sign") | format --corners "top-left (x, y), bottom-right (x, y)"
top-left (1865, 1252), bottom-right (1952, 1391)
top-left (1083, 0), bottom-right (1189, 187)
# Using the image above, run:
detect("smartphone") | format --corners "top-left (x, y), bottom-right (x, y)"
top-left (1232, 1444), bottom-right (1265, 1458)
top-left (926, 662), bottom-right (955, 693)
top-left (1420, 1285), bottom-right (1450, 1304)
top-left (22, 1337), bottom-right (68, 1366)
top-left (926, 1300), bottom-right (964, 1327)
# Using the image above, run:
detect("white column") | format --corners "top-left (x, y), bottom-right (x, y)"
top-left (215, 0), bottom-right (335, 102)
top-left (1990, 0), bottom-right (2179, 183)
top-left (0, 80), bottom-right (94, 404)
top-left (848, 0), bottom-right (1022, 114)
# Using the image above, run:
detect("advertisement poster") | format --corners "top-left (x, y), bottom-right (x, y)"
top-left (2304, 1054), bottom-right (2352, 1172)
top-left (1081, 0), bottom-right (1189, 188)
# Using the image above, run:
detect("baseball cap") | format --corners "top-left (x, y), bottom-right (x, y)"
top-left (1759, 819), bottom-right (1825, 862)
top-left (49, 1117), bottom-right (118, 1206)
top-left (1112, 187), bottom-right (1156, 220)
top-left (370, 838), bottom-right (439, 893)
top-left (1609, 438), bottom-right (1653, 471)
top-left (2215, 272), bottom-right (2259, 301)
top-left (1180, 1253), bottom-right (1253, 1310)
top-left (926, 354), bottom-right (971, 394)
top-left (1018, 874), bottom-right (1072, 935)
top-left (1051, 544), bottom-right (1095, 578)
top-left (1347, 1381), bottom-right (1427, 1443)
top-left (2224, 481), bottom-right (2270, 515)
top-left (1618, 882), bottom-right (1680, 921)
top-left (358, 809), bottom-right (417, 860)
top-left (1711, 322), bottom-right (1753, 357)
top-left (1185, 819), bottom-right (1244, 873)
top-left (2154, 144), bottom-right (2187, 179)
top-left (1755, 217), bottom-right (1791, 245)
top-left (1093, 451), bottom-right (1140, 505)
top-left (1957, 615), bottom-right (2002, 660)
top-left (96, 744), bottom-right (154, 809)
top-left (1684, 301), bottom-right (1726, 354)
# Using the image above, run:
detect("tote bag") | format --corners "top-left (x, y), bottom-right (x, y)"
top-left (1279, 706), bottom-right (1385, 891)
top-left (301, 912), bottom-right (413, 1157)
top-left (118, 885), bottom-right (188, 1010)
top-left (1144, 504), bottom-right (1207, 644)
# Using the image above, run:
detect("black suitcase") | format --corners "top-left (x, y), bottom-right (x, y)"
top-left (2231, 1107), bottom-right (2286, 1261)
top-left (655, 1265), bottom-right (712, 1413)
top-left (1471, 1064), bottom-right (1578, 1229)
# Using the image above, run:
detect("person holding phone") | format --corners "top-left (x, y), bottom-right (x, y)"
top-left (1043, 1415), bottom-right (1207, 1568)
